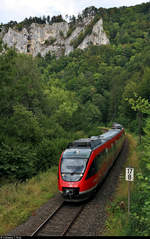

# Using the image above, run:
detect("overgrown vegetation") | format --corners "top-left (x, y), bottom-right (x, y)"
top-left (126, 115), bottom-right (150, 236)
top-left (1, 3), bottom-right (150, 179)
top-left (1, 2), bottom-right (150, 236)
top-left (103, 114), bottom-right (150, 236)
top-left (0, 166), bottom-right (58, 235)
top-left (102, 134), bottom-right (139, 236)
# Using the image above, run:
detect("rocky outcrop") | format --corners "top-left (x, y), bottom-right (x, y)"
top-left (2, 16), bottom-right (109, 57)
top-left (3, 28), bottom-right (28, 53)
top-left (78, 18), bottom-right (109, 50)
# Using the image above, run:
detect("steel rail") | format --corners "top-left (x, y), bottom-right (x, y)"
top-left (30, 201), bottom-right (64, 237)
top-left (61, 205), bottom-right (84, 236)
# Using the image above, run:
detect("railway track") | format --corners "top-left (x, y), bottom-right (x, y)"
top-left (7, 139), bottom-right (129, 237)
top-left (31, 201), bottom-right (85, 236)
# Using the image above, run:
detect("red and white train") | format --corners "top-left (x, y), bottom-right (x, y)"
top-left (58, 123), bottom-right (125, 201)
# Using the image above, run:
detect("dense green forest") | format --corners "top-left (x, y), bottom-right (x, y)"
top-left (0, 2), bottom-right (150, 235)
top-left (0, 1), bottom-right (150, 180)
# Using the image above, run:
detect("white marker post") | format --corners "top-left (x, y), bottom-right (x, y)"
top-left (125, 167), bottom-right (134, 216)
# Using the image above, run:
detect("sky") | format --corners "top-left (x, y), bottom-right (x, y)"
top-left (0, 0), bottom-right (150, 24)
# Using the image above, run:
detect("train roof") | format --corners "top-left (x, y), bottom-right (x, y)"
top-left (112, 123), bottom-right (123, 129)
top-left (100, 129), bottom-right (120, 141)
top-left (67, 137), bottom-right (101, 149)
top-left (67, 126), bottom-right (123, 151)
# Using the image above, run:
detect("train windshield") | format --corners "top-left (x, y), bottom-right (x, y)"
top-left (61, 148), bottom-right (91, 181)
top-left (63, 148), bottom-right (91, 158)
top-left (61, 158), bottom-right (88, 174)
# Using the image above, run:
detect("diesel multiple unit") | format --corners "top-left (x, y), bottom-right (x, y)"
top-left (58, 123), bottom-right (125, 201)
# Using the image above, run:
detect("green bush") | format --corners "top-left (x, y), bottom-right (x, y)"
top-left (8, 105), bottom-right (42, 143)
top-left (0, 142), bottom-right (36, 180)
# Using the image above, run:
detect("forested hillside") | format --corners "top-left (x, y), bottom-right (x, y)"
top-left (0, 2), bottom-right (150, 180)
top-left (0, 2), bottom-right (150, 236)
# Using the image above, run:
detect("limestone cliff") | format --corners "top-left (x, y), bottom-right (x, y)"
top-left (2, 16), bottom-right (109, 57)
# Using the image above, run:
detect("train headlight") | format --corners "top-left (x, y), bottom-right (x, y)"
top-left (63, 187), bottom-right (79, 198)
top-left (65, 189), bottom-right (70, 195)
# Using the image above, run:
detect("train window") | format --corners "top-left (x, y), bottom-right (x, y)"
top-left (109, 145), bottom-right (113, 156)
top-left (111, 144), bottom-right (114, 152)
top-left (61, 158), bottom-right (88, 174)
top-left (112, 143), bottom-right (116, 154)
top-left (105, 148), bottom-right (108, 153)
top-left (85, 149), bottom-right (107, 180)
top-left (96, 150), bottom-right (106, 170)
top-left (85, 158), bottom-right (97, 180)
top-left (63, 148), bottom-right (91, 158)
top-left (61, 157), bottom-right (88, 182)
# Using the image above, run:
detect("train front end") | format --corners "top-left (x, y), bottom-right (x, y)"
top-left (58, 143), bottom-right (92, 202)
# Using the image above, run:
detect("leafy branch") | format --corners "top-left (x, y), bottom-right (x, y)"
top-left (125, 92), bottom-right (150, 114)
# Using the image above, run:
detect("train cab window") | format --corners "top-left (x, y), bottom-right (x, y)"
top-left (85, 158), bottom-right (97, 180)
top-left (61, 157), bottom-right (88, 182)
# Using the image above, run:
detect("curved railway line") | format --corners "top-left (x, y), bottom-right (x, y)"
top-left (7, 139), bottom-right (129, 237)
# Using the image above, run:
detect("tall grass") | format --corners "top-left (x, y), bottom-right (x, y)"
top-left (0, 166), bottom-right (58, 235)
top-left (102, 134), bottom-right (139, 236)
